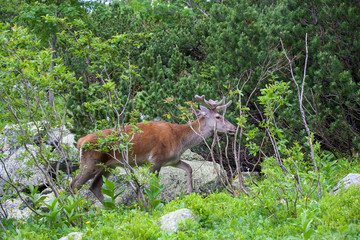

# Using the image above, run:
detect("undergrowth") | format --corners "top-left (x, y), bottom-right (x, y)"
top-left (2, 158), bottom-right (359, 240)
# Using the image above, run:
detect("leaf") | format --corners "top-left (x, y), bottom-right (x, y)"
top-left (101, 186), bottom-right (114, 198)
top-left (144, 188), bottom-right (154, 198)
top-left (103, 198), bottom-right (116, 209)
top-left (303, 229), bottom-right (315, 240)
top-left (154, 202), bottom-right (164, 210)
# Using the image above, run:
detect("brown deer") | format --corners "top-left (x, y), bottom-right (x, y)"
top-left (70, 95), bottom-right (236, 201)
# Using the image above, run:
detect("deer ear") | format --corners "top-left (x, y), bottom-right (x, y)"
top-left (199, 105), bottom-right (209, 112)
top-left (191, 107), bottom-right (207, 118)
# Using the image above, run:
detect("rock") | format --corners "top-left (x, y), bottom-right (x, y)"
top-left (160, 208), bottom-right (195, 232)
top-left (46, 127), bottom-right (76, 150)
top-left (1, 122), bottom-right (47, 151)
top-left (1, 123), bottom-right (76, 154)
top-left (80, 151), bottom-right (226, 206)
top-left (180, 149), bottom-right (204, 161)
top-left (332, 173), bottom-right (360, 195)
top-left (241, 171), bottom-right (261, 178)
top-left (116, 158), bottom-right (225, 205)
top-left (0, 123), bottom-right (77, 194)
top-left (0, 144), bottom-right (46, 194)
top-left (0, 127), bottom-right (21, 153)
top-left (158, 159), bottom-right (225, 201)
top-left (2, 198), bottom-right (32, 220)
top-left (39, 188), bottom-right (57, 211)
top-left (58, 232), bottom-right (83, 240)
top-left (2, 188), bottom-right (65, 220)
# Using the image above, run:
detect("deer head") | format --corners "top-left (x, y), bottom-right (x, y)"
top-left (193, 95), bottom-right (236, 135)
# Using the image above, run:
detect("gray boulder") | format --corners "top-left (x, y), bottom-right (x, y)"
top-left (180, 149), bottom-right (204, 161)
top-left (115, 154), bottom-right (225, 205)
top-left (58, 232), bottom-right (83, 240)
top-left (47, 127), bottom-right (76, 148)
top-left (0, 123), bottom-right (76, 154)
top-left (80, 150), bottom-right (226, 206)
top-left (0, 123), bottom-right (77, 194)
top-left (0, 144), bottom-right (46, 194)
top-left (160, 208), bottom-right (195, 232)
top-left (332, 173), bottom-right (360, 195)
top-left (2, 197), bottom-right (32, 220)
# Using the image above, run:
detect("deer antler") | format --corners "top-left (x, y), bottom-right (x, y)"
top-left (195, 95), bottom-right (232, 111)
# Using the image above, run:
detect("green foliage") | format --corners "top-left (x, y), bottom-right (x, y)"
top-left (280, 0), bottom-right (360, 153)
top-left (0, 0), bottom-right (22, 23)
top-left (4, 169), bottom-right (360, 240)
top-left (143, 174), bottom-right (164, 211)
top-left (258, 78), bottom-right (291, 121)
top-left (0, 218), bottom-right (17, 239)
top-left (60, 195), bottom-right (85, 224)
top-left (24, 184), bottom-right (47, 210)
top-left (50, 17), bottom-right (143, 137)
top-left (101, 176), bottom-right (125, 210)
top-left (40, 198), bottom-right (62, 226)
top-left (0, 23), bottom-right (78, 200)
top-left (18, 0), bottom-right (86, 45)
top-left (245, 80), bottom-right (321, 218)
top-left (0, 24), bottom-right (77, 124)
top-left (23, 185), bottom-right (85, 228)
top-left (290, 209), bottom-right (317, 240)
top-left (317, 186), bottom-right (360, 238)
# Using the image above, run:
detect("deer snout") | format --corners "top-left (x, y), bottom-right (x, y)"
top-left (227, 125), bottom-right (237, 135)
top-left (228, 129), bottom-right (236, 135)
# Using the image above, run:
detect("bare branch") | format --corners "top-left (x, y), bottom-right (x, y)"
top-left (280, 33), bottom-right (321, 200)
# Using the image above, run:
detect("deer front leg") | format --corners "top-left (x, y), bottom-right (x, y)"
top-left (175, 160), bottom-right (193, 193)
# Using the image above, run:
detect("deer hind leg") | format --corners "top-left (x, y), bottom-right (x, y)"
top-left (89, 169), bottom-right (112, 202)
top-left (150, 162), bottom-right (162, 177)
top-left (175, 160), bottom-right (193, 193)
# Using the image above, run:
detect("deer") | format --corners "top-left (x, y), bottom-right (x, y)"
top-left (70, 95), bottom-right (236, 202)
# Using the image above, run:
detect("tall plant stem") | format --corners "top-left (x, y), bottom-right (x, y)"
top-left (280, 33), bottom-right (321, 200)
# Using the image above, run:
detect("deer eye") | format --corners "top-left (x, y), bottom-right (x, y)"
top-left (216, 115), bottom-right (221, 119)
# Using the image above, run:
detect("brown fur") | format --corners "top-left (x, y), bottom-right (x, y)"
top-left (70, 109), bottom-right (236, 202)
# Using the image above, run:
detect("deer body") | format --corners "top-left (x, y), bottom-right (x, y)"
top-left (70, 96), bottom-right (235, 201)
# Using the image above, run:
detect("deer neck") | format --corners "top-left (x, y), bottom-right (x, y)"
top-left (177, 117), bottom-right (213, 151)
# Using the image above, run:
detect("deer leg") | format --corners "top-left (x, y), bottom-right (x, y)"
top-left (89, 169), bottom-right (111, 202)
top-left (70, 174), bottom-right (82, 192)
top-left (175, 160), bottom-right (193, 193)
top-left (70, 164), bottom-right (97, 193)
top-left (150, 162), bottom-right (162, 177)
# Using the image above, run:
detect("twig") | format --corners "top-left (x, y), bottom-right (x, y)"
top-left (280, 33), bottom-right (321, 200)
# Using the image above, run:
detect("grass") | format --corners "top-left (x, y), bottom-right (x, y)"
top-left (1, 155), bottom-right (359, 240)
top-left (3, 184), bottom-right (359, 240)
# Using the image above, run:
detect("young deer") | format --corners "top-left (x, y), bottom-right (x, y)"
top-left (70, 95), bottom-right (236, 201)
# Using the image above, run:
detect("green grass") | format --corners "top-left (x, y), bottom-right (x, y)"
top-left (3, 185), bottom-right (359, 240)
top-left (2, 158), bottom-right (359, 240)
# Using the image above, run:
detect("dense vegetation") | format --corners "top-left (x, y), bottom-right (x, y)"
top-left (0, 0), bottom-right (359, 239)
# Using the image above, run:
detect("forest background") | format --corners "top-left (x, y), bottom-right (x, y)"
top-left (0, 0), bottom-right (359, 239)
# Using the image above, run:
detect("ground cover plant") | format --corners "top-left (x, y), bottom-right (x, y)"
top-left (2, 158), bottom-right (359, 239)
